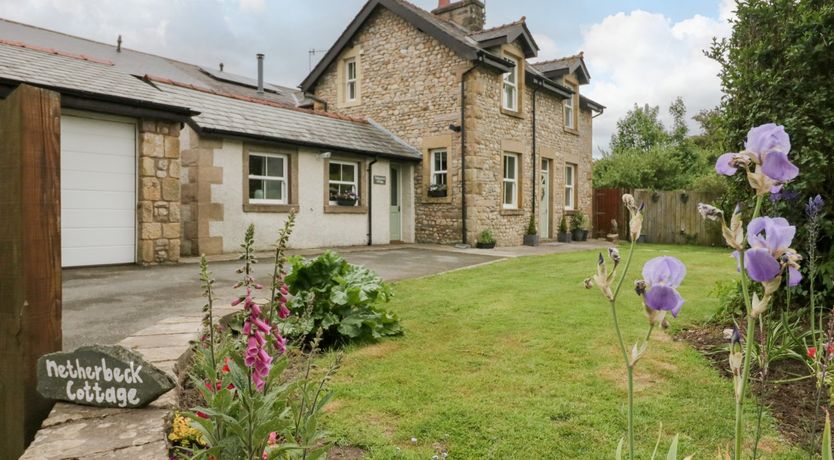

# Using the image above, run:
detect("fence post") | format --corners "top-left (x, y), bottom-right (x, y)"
top-left (0, 84), bottom-right (62, 457)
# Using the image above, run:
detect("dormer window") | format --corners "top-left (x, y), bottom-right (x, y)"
top-left (345, 58), bottom-right (357, 102)
top-left (502, 56), bottom-right (519, 112)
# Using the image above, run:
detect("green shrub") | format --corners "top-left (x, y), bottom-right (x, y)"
top-left (558, 215), bottom-right (569, 234)
top-left (570, 211), bottom-right (588, 231)
top-left (478, 229), bottom-right (495, 244)
top-left (282, 251), bottom-right (401, 348)
top-left (526, 215), bottom-right (537, 235)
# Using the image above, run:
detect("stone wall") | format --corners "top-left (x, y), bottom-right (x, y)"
top-left (138, 120), bottom-right (182, 264)
top-left (312, 7), bottom-right (469, 244)
top-left (180, 126), bottom-right (224, 256)
top-left (463, 60), bottom-right (594, 246)
top-left (311, 7), bottom-right (595, 246)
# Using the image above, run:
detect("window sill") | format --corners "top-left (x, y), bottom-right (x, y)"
top-left (501, 107), bottom-right (524, 119)
top-left (338, 99), bottom-right (362, 109)
top-left (563, 126), bottom-right (580, 136)
top-left (243, 203), bottom-right (299, 213)
top-left (500, 208), bottom-right (524, 216)
top-left (324, 205), bottom-right (368, 214)
top-left (423, 194), bottom-right (453, 204)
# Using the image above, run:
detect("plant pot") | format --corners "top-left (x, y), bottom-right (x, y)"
top-left (428, 189), bottom-right (447, 198)
top-left (572, 229), bottom-right (589, 241)
top-left (336, 198), bottom-right (357, 206)
top-left (637, 235), bottom-right (648, 243)
top-left (557, 232), bottom-right (572, 243)
top-left (476, 241), bottom-right (496, 249)
top-left (523, 234), bottom-right (539, 246)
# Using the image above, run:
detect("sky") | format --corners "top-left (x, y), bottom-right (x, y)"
top-left (0, 0), bottom-right (735, 153)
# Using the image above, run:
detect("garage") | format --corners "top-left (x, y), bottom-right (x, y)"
top-left (61, 113), bottom-right (137, 267)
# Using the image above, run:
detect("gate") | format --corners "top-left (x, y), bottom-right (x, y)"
top-left (593, 188), bottom-right (626, 238)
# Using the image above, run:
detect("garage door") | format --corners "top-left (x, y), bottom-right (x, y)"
top-left (61, 114), bottom-right (137, 267)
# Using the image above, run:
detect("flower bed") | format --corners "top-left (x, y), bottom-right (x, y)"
top-left (167, 212), bottom-right (402, 459)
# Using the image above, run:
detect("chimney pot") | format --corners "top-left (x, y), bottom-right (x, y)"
top-left (438, 0), bottom-right (451, 8)
top-left (256, 53), bottom-right (264, 95)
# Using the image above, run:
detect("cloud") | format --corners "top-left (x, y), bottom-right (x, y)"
top-left (531, 33), bottom-right (559, 61)
top-left (581, 4), bottom-right (732, 154)
top-left (239, 0), bottom-right (265, 13)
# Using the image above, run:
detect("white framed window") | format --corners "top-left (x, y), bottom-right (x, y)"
top-left (329, 160), bottom-right (359, 205)
top-left (345, 58), bottom-right (357, 102)
top-left (430, 149), bottom-right (447, 186)
top-left (565, 163), bottom-right (576, 210)
top-left (502, 153), bottom-right (519, 209)
top-left (564, 90), bottom-right (576, 129)
top-left (502, 55), bottom-right (519, 111)
top-left (248, 152), bottom-right (287, 204)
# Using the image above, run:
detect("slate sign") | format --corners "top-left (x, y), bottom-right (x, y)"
top-left (373, 175), bottom-right (386, 185)
top-left (36, 345), bottom-right (175, 408)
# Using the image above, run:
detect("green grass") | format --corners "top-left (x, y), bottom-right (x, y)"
top-left (321, 244), bottom-right (805, 459)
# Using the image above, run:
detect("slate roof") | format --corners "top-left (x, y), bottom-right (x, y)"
top-left (0, 39), bottom-right (419, 160)
top-left (469, 19), bottom-right (538, 58)
top-left (0, 41), bottom-right (190, 114)
top-left (531, 53), bottom-right (591, 85)
top-left (150, 78), bottom-right (419, 159)
top-left (0, 17), bottom-right (313, 107)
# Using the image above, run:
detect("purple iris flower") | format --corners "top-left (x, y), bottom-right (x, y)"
top-left (642, 256), bottom-right (686, 317)
top-left (715, 123), bottom-right (798, 182)
top-left (745, 217), bottom-right (801, 286)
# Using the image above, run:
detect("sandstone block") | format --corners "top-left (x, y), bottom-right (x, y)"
top-left (141, 223), bottom-right (162, 240)
top-left (140, 178), bottom-right (161, 201)
top-left (161, 177), bottom-right (180, 201)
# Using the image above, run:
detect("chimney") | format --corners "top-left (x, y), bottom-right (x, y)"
top-left (432, 0), bottom-right (485, 32)
top-left (256, 53), bottom-right (264, 94)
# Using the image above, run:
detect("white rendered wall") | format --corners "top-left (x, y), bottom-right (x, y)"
top-left (211, 140), bottom-right (402, 251)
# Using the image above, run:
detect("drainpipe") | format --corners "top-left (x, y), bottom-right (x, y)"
top-left (459, 53), bottom-right (484, 246)
top-left (531, 78), bottom-right (541, 222)
top-left (367, 156), bottom-right (379, 246)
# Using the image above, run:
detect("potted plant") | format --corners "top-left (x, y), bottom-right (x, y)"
top-left (557, 215), bottom-right (572, 243)
top-left (476, 229), bottom-right (496, 249)
top-left (570, 211), bottom-right (589, 241)
top-left (428, 183), bottom-right (447, 198)
top-left (333, 189), bottom-right (358, 206)
top-left (523, 214), bottom-right (539, 246)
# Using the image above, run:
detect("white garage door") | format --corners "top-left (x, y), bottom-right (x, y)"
top-left (61, 114), bottom-right (137, 267)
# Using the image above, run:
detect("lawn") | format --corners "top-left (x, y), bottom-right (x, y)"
top-left (321, 244), bottom-right (805, 459)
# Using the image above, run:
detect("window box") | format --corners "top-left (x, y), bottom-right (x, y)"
top-left (428, 183), bottom-right (448, 198)
top-left (336, 198), bottom-right (358, 207)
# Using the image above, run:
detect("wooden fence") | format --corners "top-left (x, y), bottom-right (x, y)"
top-left (593, 188), bottom-right (723, 246)
top-left (632, 189), bottom-right (722, 246)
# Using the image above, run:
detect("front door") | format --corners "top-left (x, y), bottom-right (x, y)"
top-left (389, 165), bottom-right (402, 241)
top-left (540, 159), bottom-right (551, 238)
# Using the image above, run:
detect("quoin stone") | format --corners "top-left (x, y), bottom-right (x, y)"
top-left (36, 345), bottom-right (174, 409)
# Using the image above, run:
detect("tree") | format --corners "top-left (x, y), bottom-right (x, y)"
top-left (608, 103), bottom-right (668, 155)
top-left (707, 0), bottom-right (834, 292)
top-left (595, 98), bottom-right (718, 191)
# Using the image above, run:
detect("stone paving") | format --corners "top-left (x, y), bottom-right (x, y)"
top-left (21, 306), bottom-right (236, 459)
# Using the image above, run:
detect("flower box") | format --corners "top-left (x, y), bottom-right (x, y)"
top-left (476, 241), bottom-right (496, 249)
top-left (428, 189), bottom-right (447, 198)
top-left (336, 198), bottom-right (357, 206)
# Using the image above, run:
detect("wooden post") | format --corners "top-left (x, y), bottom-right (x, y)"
top-left (0, 84), bottom-right (62, 457)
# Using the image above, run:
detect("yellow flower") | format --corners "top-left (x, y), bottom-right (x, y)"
top-left (168, 412), bottom-right (207, 448)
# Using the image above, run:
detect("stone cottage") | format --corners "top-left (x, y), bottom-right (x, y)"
top-left (301, 0), bottom-right (604, 245)
top-left (0, 19), bottom-right (419, 266)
